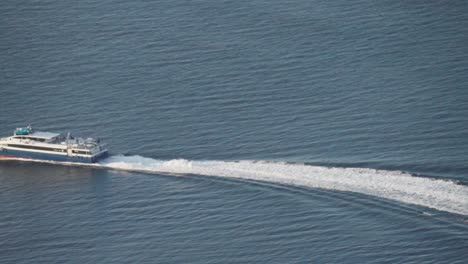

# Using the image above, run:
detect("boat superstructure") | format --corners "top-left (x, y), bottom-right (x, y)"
top-left (0, 126), bottom-right (108, 163)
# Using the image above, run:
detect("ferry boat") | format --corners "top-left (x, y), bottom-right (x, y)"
top-left (0, 126), bottom-right (108, 163)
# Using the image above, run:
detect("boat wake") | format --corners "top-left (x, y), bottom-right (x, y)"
top-left (98, 155), bottom-right (468, 216)
top-left (2, 155), bottom-right (467, 216)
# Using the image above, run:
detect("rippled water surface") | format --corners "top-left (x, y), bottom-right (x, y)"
top-left (1, 0), bottom-right (467, 263)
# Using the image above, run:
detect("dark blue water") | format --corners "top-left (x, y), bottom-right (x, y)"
top-left (1, 0), bottom-right (467, 263)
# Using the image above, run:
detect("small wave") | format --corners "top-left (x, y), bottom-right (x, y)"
top-left (99, 155), bottom-right (468, 216)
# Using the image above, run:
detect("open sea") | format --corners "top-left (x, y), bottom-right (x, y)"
top-left (1, 0), bottom-right (468, 263)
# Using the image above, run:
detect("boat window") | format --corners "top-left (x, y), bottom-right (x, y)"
top-left (30, 138), bottom-right (46, 142)
top-left (6, 144), bottom-right (63, 152)
top-left (72, 150), bottom-right (90, 155)
top-left (16, 136), bottom-right (46, 142)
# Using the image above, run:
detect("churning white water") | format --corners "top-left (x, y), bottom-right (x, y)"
top-left (99, 155), bottom-right (468, 216)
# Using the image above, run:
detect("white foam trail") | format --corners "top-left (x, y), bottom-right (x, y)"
top-left (100, 155), bottom-right (468, 216)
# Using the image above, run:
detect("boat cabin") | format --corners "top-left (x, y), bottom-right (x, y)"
top-left (13, 127), bottom-right (60, 143)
